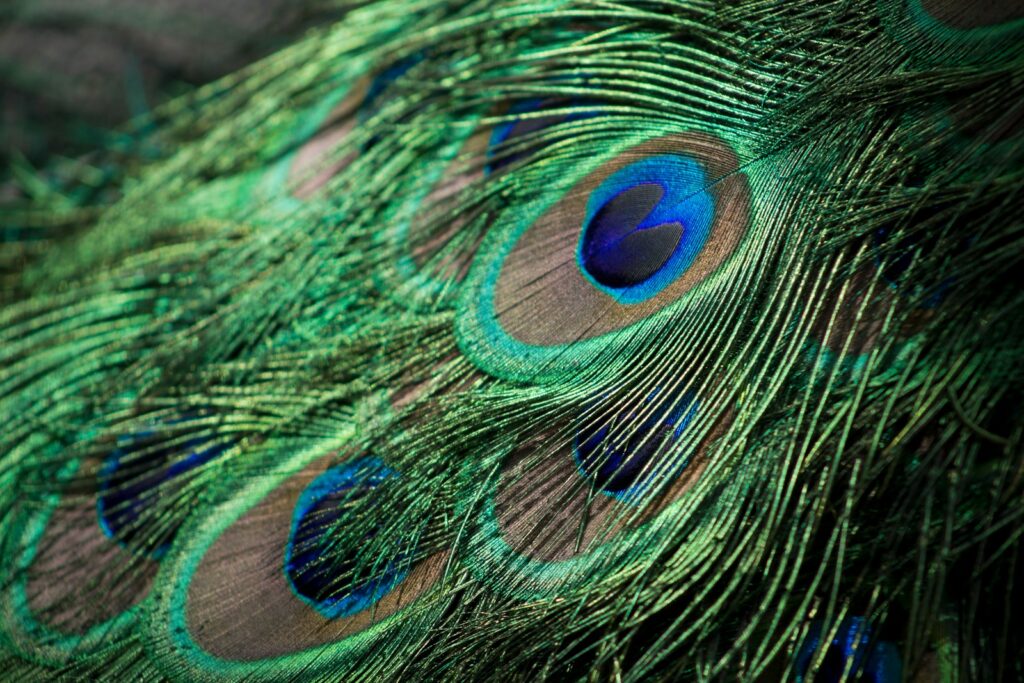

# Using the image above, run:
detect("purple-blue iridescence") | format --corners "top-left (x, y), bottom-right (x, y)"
top-left (794, 618), bottom-right (903, 683)
top-left (581, 183), bottom-right (684, 288)
top-left (284, 458), bottom-right (412, 619)
top-left (575, 390), bottom-right (698, 495)
top-left (98, 428), bottom-right (228, 558)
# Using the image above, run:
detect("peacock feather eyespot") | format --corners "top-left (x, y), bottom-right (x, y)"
top-left (574, 387), bottom-right (699, 499)
top-left (800, 210), bottom-right (949, 379)
top-left (284, 457), bottom-right (413, 619)
top-left (457, 132), bottom-right (753, 383)
top-left (271, 53), bottom-right (424, 202)
top-left (382, 96), bottom-right (604, 308)
top-left (4, 1), bottom-right (1022, 678)
top-left (0, 414), bottom-right (231, 662)
top-left (146, 443), bottom-right (448, 680)
top-left (794, 618), bottom-right (902, 683)
top-left (878, 0), bottom-right (1024, 66)
top-left (98, 422), bottom-right (230, 559)
top-left (460, 399), bottom-right (733, 598)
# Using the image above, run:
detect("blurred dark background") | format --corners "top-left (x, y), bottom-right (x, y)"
top-left (1, 0), bottom-right (333, 172)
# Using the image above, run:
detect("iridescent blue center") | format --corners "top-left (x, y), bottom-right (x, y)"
top-left (97, 422), bottom-right (228, 558)
top-left (794, 618), bottom-right (903, 683)
top-left (284, 457), bottom-right (411, 619)
top-left (578, 155), bottom-right (716, 303)
top-left (574, 388), bottom-right (699, 500)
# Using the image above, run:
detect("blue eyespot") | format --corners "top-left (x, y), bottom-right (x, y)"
top-left (284, 457), bottom-right (413, 619)
top-left (360, 54), bottom-right (423, 121)
top-left (97, 419), bottom-right (229, 558)
top-left (358, 53), bottom-right (424, 152)
top-left (486, 97), bottom-right (598, 174)
top-left (578, 155), bottom-right (716, 303)
top-left (574, 388), bottom-right (699, 500)
top-left (794, 618), bottom-right (903, 683)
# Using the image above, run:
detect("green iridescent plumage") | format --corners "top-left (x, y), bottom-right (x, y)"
top-left (1, 0), bottom-right (1022, 681)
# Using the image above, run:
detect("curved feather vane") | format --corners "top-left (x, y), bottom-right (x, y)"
top-left (1, 0), bottom-right (1022, 681)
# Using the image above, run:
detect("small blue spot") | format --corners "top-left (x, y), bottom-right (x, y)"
top-left (358, 53), bottom-right (424, 151)
top-left (284, 456), bottom-right (413, 619)
top-left (97, 417), bottom-right (229, 558)
top-left (486, 98), bottom-right (599, 174)
top-left (360, 54), bottom-right (423, 119)
top-left (794, 617), bottom-right (903, 683)
top-left (574, 388), bottom-right (699, 501)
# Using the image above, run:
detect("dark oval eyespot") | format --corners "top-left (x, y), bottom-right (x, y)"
top-left (357, 53), bottom-right (424, 152)
top-left (879, 0), bottom-right (1024, 66)
top-left (0, 414), bottom-right (232, 661)
top-left (146, 446), bottom-right (447, 678)
top-left (574, 389), bottom-right (699, 497)
top-left (580, 183), bottom-right (681, 288)
top-left (284, 457), bottom-right (413, 619)
top-left (98, 427), bottom-right (229, 558)
top-left (577, 155), bottom-right (715, 302)
top-left (457, 132), bottom-right (752, 383)
top-left (794, 618), bottom-right (903, 683)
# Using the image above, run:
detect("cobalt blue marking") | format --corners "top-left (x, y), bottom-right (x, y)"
top-left (574, 388), bottom-right (699, 502)
top-left (794, 618), bottom-right (903, 683)
top-left (360, 54), bottom-right (423, 119)
top-left (486, 98), bottom-right (599, 175)
top-left (284, 457), bottom-right (411, 620)
top-left (358, 53), bottom-right (424, 151)
top-left (576, 155), bottom-right (716, 304)
top-left (97, 421), bottom-right (229, 559)
top-left (581, 183), bottom-right (684, 288)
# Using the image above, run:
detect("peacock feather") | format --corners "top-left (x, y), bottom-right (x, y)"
top-left (1, 0), bottom-right (1022, 680)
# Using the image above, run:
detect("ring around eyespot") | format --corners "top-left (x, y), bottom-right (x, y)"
top-left (0, 415), bottom-right (231, 663)
top-left (457, 403), bottom-right (734, 599)
top-left (146, 438), bottom-right (449, 681)
top-left (799, 257), bottom-right (929, 382)
top-left (1, 458), bottom-right (154, 663)
top-left (878, 0), bottom-right (1024, 67)
top-left (456, 131), bottom-right (752, 383)
top-left (382, 97), bottom-right (603, 310)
